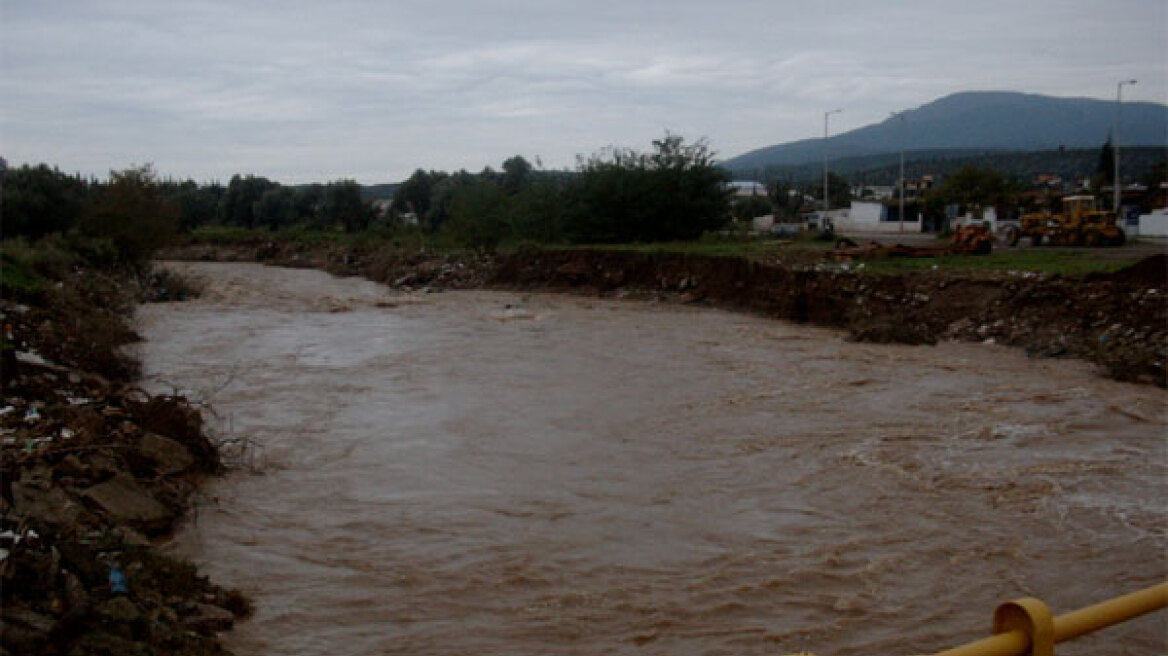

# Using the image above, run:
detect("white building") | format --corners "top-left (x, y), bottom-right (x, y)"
top-left (1136, 208), bottom-right (1168, 237)
top-left (826, 201), bottom-right (922, 233)
top-left (854, 185), bottom-right (896, 201)
top-left (751, 214), bottom-right (775, 231)
top-left (728, 180), bottom-right (767, 197)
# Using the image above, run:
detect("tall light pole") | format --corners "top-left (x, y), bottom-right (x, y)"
top-left (1114, 79), bottom-right (1137, 213)
top-left (891, 111), bottom-right (907, 232)
top-left (823, 108), bottom-right (843, 212)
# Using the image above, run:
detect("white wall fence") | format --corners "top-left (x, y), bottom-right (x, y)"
top-left (834, 201), bottom-right (922, 233)
top-left (1134, 209), bottom-right (1168, 237)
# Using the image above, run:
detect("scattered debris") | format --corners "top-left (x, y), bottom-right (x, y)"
top-left (1, 266), bottom-right (246, 655)
top-left (831, 226), bottom-right (994, 260)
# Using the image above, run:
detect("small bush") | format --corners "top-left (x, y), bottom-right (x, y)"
top-left (79, 165), bottom-right (179, 274)
top-left (0, 238), bottom-right (82, 300)
top-left (141, 267), bottom-right (204, 303)
top-left (1, 242), bottom-right (51, 299)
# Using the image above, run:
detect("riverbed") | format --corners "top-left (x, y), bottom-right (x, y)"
top-left (136, 261), bottom-right (1166, 655)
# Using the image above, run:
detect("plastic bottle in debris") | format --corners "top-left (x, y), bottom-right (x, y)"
top-left (109, 565), bottom-right (129, 596)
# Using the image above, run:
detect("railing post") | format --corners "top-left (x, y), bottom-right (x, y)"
top-left (992, 598), bottom-right (1054, 656)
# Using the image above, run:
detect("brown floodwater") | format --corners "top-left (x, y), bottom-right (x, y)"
top-left (136, 261), bottom-right (1166, 656)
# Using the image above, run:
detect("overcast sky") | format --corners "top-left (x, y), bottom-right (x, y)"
top-left (1, 0), bottom-right (1164, 184)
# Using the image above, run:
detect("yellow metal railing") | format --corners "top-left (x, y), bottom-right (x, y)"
top-left (932, 581), bottom-right (1168, 656)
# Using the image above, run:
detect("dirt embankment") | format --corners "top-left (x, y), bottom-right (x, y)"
top-left (163, 240), bottom-right (1167, 387)
top-left (488, 250), bottom-right (1167, 386)
top-left (1, 271), bottom-right (248, 655)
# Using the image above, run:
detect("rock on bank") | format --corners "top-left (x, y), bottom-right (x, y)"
top-left (1, 268), bottom-right (247, 656)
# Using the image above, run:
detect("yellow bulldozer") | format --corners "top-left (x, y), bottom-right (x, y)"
top-left (1003, 195), bottom-right (1126, 247)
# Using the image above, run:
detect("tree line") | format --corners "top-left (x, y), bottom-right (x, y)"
top-left (388, 134), bottom-right (732, 249)
top-left (2, 133), bottom-right (736, 254)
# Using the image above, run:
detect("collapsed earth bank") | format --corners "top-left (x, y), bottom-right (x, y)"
top-left (167, 241), bottom-right (1167, 387)
top-left (1, 269), bottom-right (249, 656)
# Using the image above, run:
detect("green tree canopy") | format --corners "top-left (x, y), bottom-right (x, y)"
top-left (1, 164), bottom-right (89, 239)
top-left (444, 180), bottom-right (511, 252)
top-left (79, 165), bottom-right (178, 273)
top-left (391, 169), bottom-right (440, 220)
top-left (223, 174), bottom-right (277, 228)
top-left (1097, 139), bottom-right (1115, 186)
top-left (932, 165), bottom-right (1017, 211)
top-left (323, 180), bottom-right (369, 232)
top-left (501, 155), bottom-right (533, 195)
top-left (254, 187), bottom-right (296, 231)
top-left (565, 133), bottom-right (731, 243)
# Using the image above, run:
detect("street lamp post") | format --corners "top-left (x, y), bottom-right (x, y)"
top-left (1115, 79), bottom-right (1137, 213)
top-left (891, 111), bottom-right (907, 233)
top-left (823, 108), bottom-right (843, 213)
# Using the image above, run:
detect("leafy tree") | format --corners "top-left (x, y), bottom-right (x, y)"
top-left (510, 175), bottom-right (568, 243)
top-left (501, 155), bottom-right (533, 195)
top-left (423, 170), bottom-right (472, 231)
top-left (444, 179), bottom-right (511, 252)
top-left (565, 133), bottom-right (731, 243)
top-left (323, 180), bottom-right (369, 233)
top-left (1, 164), bottom-right (89, 238)
top-left (162, 179), bottom-right (222, 231)
top-left (293, 184), bottom-right (325, 227)
top-left (391, 169), bottom-right (439, 220)
top-left (254, 187), bottom-right (296, 231)
top-left (223, 174), bottom-right (277, 228)
top-left (929, 166), bottom-right (1018, 224)
top-left (768, 180), bottom-right (810, 219)
top-left (1096, 139), bottom-right (1115, 186)
top-left (731, 195), bottom-right (773, 222)
top-left (79, 165), bottom-right (178, 273)
top-left (932, 166), bottom-right (1016, 212)
top-left (806, 172), bottom-right (851, 210)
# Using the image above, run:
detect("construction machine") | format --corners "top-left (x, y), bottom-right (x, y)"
top-left (1003, 195), bottom-right (1126, 247)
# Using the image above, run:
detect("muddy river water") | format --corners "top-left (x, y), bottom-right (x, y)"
top-left (135, 262), bottom-right (1166, 655)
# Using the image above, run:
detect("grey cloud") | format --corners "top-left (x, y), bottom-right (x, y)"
top-left (1, 0), bottom-right (1163, 183)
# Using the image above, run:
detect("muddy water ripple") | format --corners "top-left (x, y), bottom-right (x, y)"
top-left (136, 262), bottom-right (1166, 655)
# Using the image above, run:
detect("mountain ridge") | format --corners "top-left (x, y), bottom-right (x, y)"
top-left (721, 91), bottom-right (1168, 174)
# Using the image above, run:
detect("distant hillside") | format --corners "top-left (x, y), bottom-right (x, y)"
top-left (722, 91), bottom-right (1168, 174)
top-left (748, 146), bottom-right (1167, 186)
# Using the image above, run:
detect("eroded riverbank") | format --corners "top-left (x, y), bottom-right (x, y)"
top-left (0, 267), bottom-right (248, 656)
top-left (162, 243), bottom-right (1168, 387)
top-left (141, 261), bottom-right (1165, 655)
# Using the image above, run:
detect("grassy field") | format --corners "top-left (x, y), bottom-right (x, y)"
top-left (568, 235), bottom-right (1160, 276)
top-left (177, 226), bottom-right (1162, 277)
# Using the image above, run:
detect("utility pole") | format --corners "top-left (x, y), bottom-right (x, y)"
top-left (823, 108), bottom-right (843, 213)
top-left (891, 111), bottom-right (907, 233)
top-left (1115, 79), bottom-right (1137, 214)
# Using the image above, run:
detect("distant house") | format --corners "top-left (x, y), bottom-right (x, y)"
top-left (371, 199), bottom-right (393, 217)
top-left (1137, 208), bottom-right (1168, 237)
top-left (827, 200), bottom-right (923, 233)
top-left (902, 175), bottom-right (935, 197)
top-left (805, 208), bottom-right (851, 232)
top-left (751, 214), bottom-right (775, 231)
top-left (728, 180), bottom-right (766, 197)
top-left (855, 185), bottom-right (895, 200)
top-left (1135, 182), bottom-right (1168, 237)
